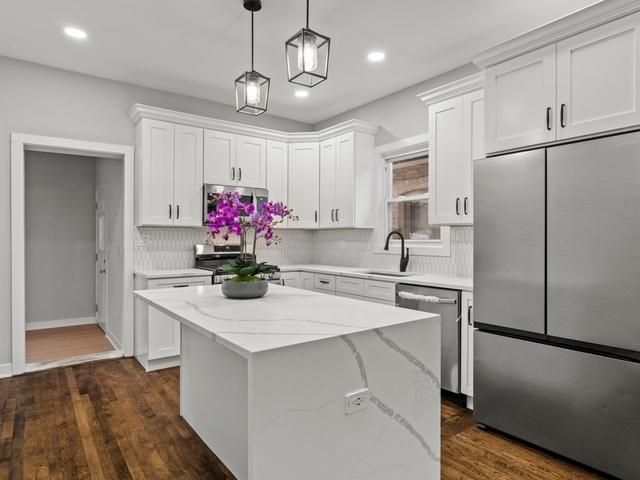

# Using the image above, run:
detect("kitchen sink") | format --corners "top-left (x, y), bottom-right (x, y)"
top-left (361, 270), bottom-right (416, 277)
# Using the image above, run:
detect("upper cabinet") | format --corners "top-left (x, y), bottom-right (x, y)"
top-left (266, 140), bottom-right (289, 228)
top-left (288, 142), bottom-right (320, 228)
top-left (421, 74), bottom-right (484, 226)
top-left (203, 130), bottom-right (266, 188)
top-left (477, 6), bottom-right (640, 154)
top-left (135, 118), bottom-right (203, 227)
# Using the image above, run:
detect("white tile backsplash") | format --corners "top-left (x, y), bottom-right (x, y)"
top-left (135, 226), bottom-right (472, 278)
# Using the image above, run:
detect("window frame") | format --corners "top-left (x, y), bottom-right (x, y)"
top-left (375, 134), bottom-right (451, 257)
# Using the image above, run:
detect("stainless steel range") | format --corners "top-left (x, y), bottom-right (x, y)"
top-left (194, 244), bottom-right (281, 284)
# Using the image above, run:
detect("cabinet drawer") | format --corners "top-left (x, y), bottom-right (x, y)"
top-left (148, 276), bottom-right (211, 289)
top-left (363, 280), bottom-right (396, 302)
top-left (313, 273), bottom-right (336, 292)
top-left (336, 276), bottom-right (364, 296)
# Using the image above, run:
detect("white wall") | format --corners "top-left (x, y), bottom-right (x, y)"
top-left (96, 157), bottom-right (124, 346)
top-left (0, 55), bottom-right (312, 366)
top-left (25, 151), bottom-right (97, 327)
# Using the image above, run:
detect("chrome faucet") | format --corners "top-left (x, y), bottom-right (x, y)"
top-left (383, 231), bottom-right (410, 272)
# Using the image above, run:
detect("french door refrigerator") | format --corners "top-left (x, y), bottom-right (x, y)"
top-left (474, 131), bottom-right (640, 480)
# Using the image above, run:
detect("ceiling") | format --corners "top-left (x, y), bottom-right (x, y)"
top-left (0, 0), bottom-right (599, 124)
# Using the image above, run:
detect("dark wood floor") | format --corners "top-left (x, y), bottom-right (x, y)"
top-left (0, 358), bottom-right (602, 480)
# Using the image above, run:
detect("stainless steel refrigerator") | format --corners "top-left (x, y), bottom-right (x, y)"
top-left (474, 131), bottom-right (640, 480)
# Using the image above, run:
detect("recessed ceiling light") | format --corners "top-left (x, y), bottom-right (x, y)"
top-left (64, 27), bottom-right (88, 40)
top-left (367, 51), bottom-right (386, 62)
top-left (294, 90), bottom-right (309, 98)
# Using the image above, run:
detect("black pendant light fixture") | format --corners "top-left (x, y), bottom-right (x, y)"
top-left (285, 0), bottom-right (330, 87)
top-left (235, 0), bottom-right (270, 115)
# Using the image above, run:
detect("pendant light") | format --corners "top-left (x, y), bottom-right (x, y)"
top-left (285, 0), bottom-right (330, 87)
top-left (235, 0), bottom-right (270, 115)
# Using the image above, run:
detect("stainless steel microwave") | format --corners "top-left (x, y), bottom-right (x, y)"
top-left (203, 184), bottom-right (269, 225)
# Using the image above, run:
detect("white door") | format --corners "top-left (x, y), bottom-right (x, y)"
top-left (461, 292), bottom-right (474, 397)
top-left (236, 135), bottom-right (267, 188)
top-left (557, 12), bottom-right (640, 139)
top-left (173, 124), bottom-right (204, 227)
top-left (139, 119), bottom-right (175, 225)
top-left (95, 186), bottom-right (108, 332)
top-left (288, 143), bottom-right (319, 228)
top-left (335, 133), bottom-right (355, 227)
top-left (319, 138), bottom-right (337, 227)
top-left (204, 130), bottom-right (236, 185)
top-left (266, 140), bottom-right (289, 227)
top-left (461, 90), bottom-right (484, 224)
top-left (484, 44), bottom-right (557, 153)
top-left (428, 96), bottom-right (466, 225)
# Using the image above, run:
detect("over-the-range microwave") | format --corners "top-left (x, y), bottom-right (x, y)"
top-left (203, 184), bottom-right (269, 225)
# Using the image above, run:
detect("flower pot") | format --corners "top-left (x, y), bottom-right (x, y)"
top-left (221, 278), bottom-right (268, 299)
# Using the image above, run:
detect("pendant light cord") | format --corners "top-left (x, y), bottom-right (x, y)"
top-left (306, 0), bottom-right (310, 28)
top-left (251, 11), bottom-right (254, 70)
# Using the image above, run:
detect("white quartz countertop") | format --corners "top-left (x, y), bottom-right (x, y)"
top-left (279, 264), bottom-right (473, 291)
top-left (134, 268), bottom-right (212, 280)
top-left (133, 284), bottom-right (438, 358)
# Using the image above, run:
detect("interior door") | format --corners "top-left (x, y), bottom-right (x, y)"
top-left (236, 135), bottom-right (266, 188)
top-left (95, 186), bottom-right (107, 332)
top-left (288, 143), bottom-right (319, 228)
top-left (319, 138), bottom-right (337, 227)
top-left (335, 133), bottom-right (355, 227)
top-left (548, 132), bottom-right (640, 352)
top-left (204, 130), bottom-right (236, 185)
top-left (474, 150), bottom-right (546, 334)
top-left (173, 124), bottom-right (203, 227)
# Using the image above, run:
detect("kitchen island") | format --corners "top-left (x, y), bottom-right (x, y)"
top-left (134, 284), bottom-right (441, 480)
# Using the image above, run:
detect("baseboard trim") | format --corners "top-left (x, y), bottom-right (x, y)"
top-left (26, 316), bottom-right (97, 331)
top-left (104, 328), bottom-right (122, 350)
top-left (0, 363), bottom-right (12, 379)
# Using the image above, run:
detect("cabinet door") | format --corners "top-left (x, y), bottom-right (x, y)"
top-left (266, 140), bottom-right (289, 228)
top-left (288, 143), bottom-right (319, 228)
top-left (461, 90), bottom-right (484, 224)
top-left (485, 44), bottom-right (556, 153)
top-left (300, 272), bottom-right (314, 290)
top-left (204, 130), bottom-right (236, 185)
top-left (148, 306), bottom-right (181, 360)
top-left (236, 135), bottom-right (267, 188)
top-left (319, 138), bottom-right (337, 227)
top-left (557, 12), bottom-right (640, 139)
top-left (461, 292), bottom-right (474, 397)
top-left (280, 272), bottom-right (300, 288)
top-left (428, 96), bottom-right (466, 225)
top-left (335, 133), bottom-right (355, 227)
top-left (173, 124), bottom-right (203, 227)
top-left (138, 119), bottom-right (175, 226)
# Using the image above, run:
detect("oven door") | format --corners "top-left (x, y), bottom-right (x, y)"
top-left (203, 185), bottom-right (268, 224)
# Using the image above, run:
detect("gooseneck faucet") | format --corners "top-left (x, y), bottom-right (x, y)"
top-left (383, 231), bottom-right (410, 272)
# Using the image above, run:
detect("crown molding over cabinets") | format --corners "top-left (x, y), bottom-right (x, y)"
top-left (417, 73), bottom-right (484, 106)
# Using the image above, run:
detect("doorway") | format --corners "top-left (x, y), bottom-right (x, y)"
top-left (96, 184), bottom-right (108, 332)
top-left (11, 134), bottom-right (134, 375)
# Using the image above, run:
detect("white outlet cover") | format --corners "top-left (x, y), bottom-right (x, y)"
top-left (345, 388), bottom-right (371, 415)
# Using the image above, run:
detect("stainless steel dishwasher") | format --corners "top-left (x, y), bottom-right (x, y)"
top-left (396, 284), bottom-right (461, 394)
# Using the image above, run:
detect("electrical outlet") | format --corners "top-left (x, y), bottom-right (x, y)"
top-left (344, 388), bottom-right (370, 415)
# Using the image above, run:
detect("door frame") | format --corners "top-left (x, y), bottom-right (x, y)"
top-left (11, 133), bottom-right (135, 375)
top-left (95, 183), bottom-right (108, 335)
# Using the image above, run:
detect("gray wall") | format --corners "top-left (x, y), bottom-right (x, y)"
top-left (96, 157), bottom-right (124, 345)
top-left (314, 64), bottom-right (479, 145)
top-left (25, 152), bottom-right (97, 326)
top-left (0, 55), bottom-right (311, 366)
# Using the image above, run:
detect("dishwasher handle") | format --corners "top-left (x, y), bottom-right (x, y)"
top-left (397, 291), bottom-right (457, 304)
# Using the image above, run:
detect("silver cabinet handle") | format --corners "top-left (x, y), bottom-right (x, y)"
top-left (331, 209), bottom-right (335, 222)
top-left (238, 167), bottom-right (242, 181)
top-left (336, 208), bottom-right (340, 222)
top-left (169, 204), bottom-right (172, 219)
top-left (546, 107), bottom-right (552, 131)
top-left (231, 167), bottom-right (236, 180)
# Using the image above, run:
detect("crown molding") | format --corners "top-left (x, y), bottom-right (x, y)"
top-left (417, 73), bottom-right (484, 105)
top-left (374, 133), bottom-right (429, 160)
top-left (129, 104), bottom-right (379, 142)
top-left (473, 0), bottom-right (640, 69)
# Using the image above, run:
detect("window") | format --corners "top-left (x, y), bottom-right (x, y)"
top-left (387, 155), bottom-right (441, 241)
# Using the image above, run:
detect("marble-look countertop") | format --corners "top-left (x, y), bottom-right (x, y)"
top-left (134, 268), bottom-right (212, 280)
top-left (279, 264), bottom-right (473, 291)
top-left (133, 284), bottom-right (438, 358)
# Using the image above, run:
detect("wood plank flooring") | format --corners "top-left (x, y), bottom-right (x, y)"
top-left (25, 325), bottom-right (114, 364)
top-left (0, 358), bottom-right (604, 480)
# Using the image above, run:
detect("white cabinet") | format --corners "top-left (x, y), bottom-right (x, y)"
top-left (485, 45), bottom-right (556, 154)
top-left (300, 272), bottom-right (314, 290)
top-left (135, 119), bottom-right (203, 227)
top-left (319, 133), bottom-right (357, 228)
top-left (427, 86), bottom-right (482, 226)
top-left (313, 273), bottom-right (336, 294)
top-left (461, 292), bottom-right (474, 400)
top-left (319, 138), bottom-right (337, 227)
top-left (556, 12), bottom-right (640, 140)
top-left (280, 271), bottom-right (300, 288)
top-left (204, 130), bottom-right (266, 188)
top-left (266, 140), bottom-right (289, 228)
top-left (288, 142), bottom-right (320, 228)
top-left (336, 276), bottom-right (365, 296)
top-left (134, 274), bottom-right (211, 371)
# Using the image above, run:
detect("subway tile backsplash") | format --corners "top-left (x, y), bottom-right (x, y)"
top-left (135, 226), bottom-right (473, 278)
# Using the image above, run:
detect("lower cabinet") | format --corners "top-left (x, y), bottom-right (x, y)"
top-left (134, 275), bottom-right (211, 371)
top-left (461, 292), bottom-right (474, 406)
